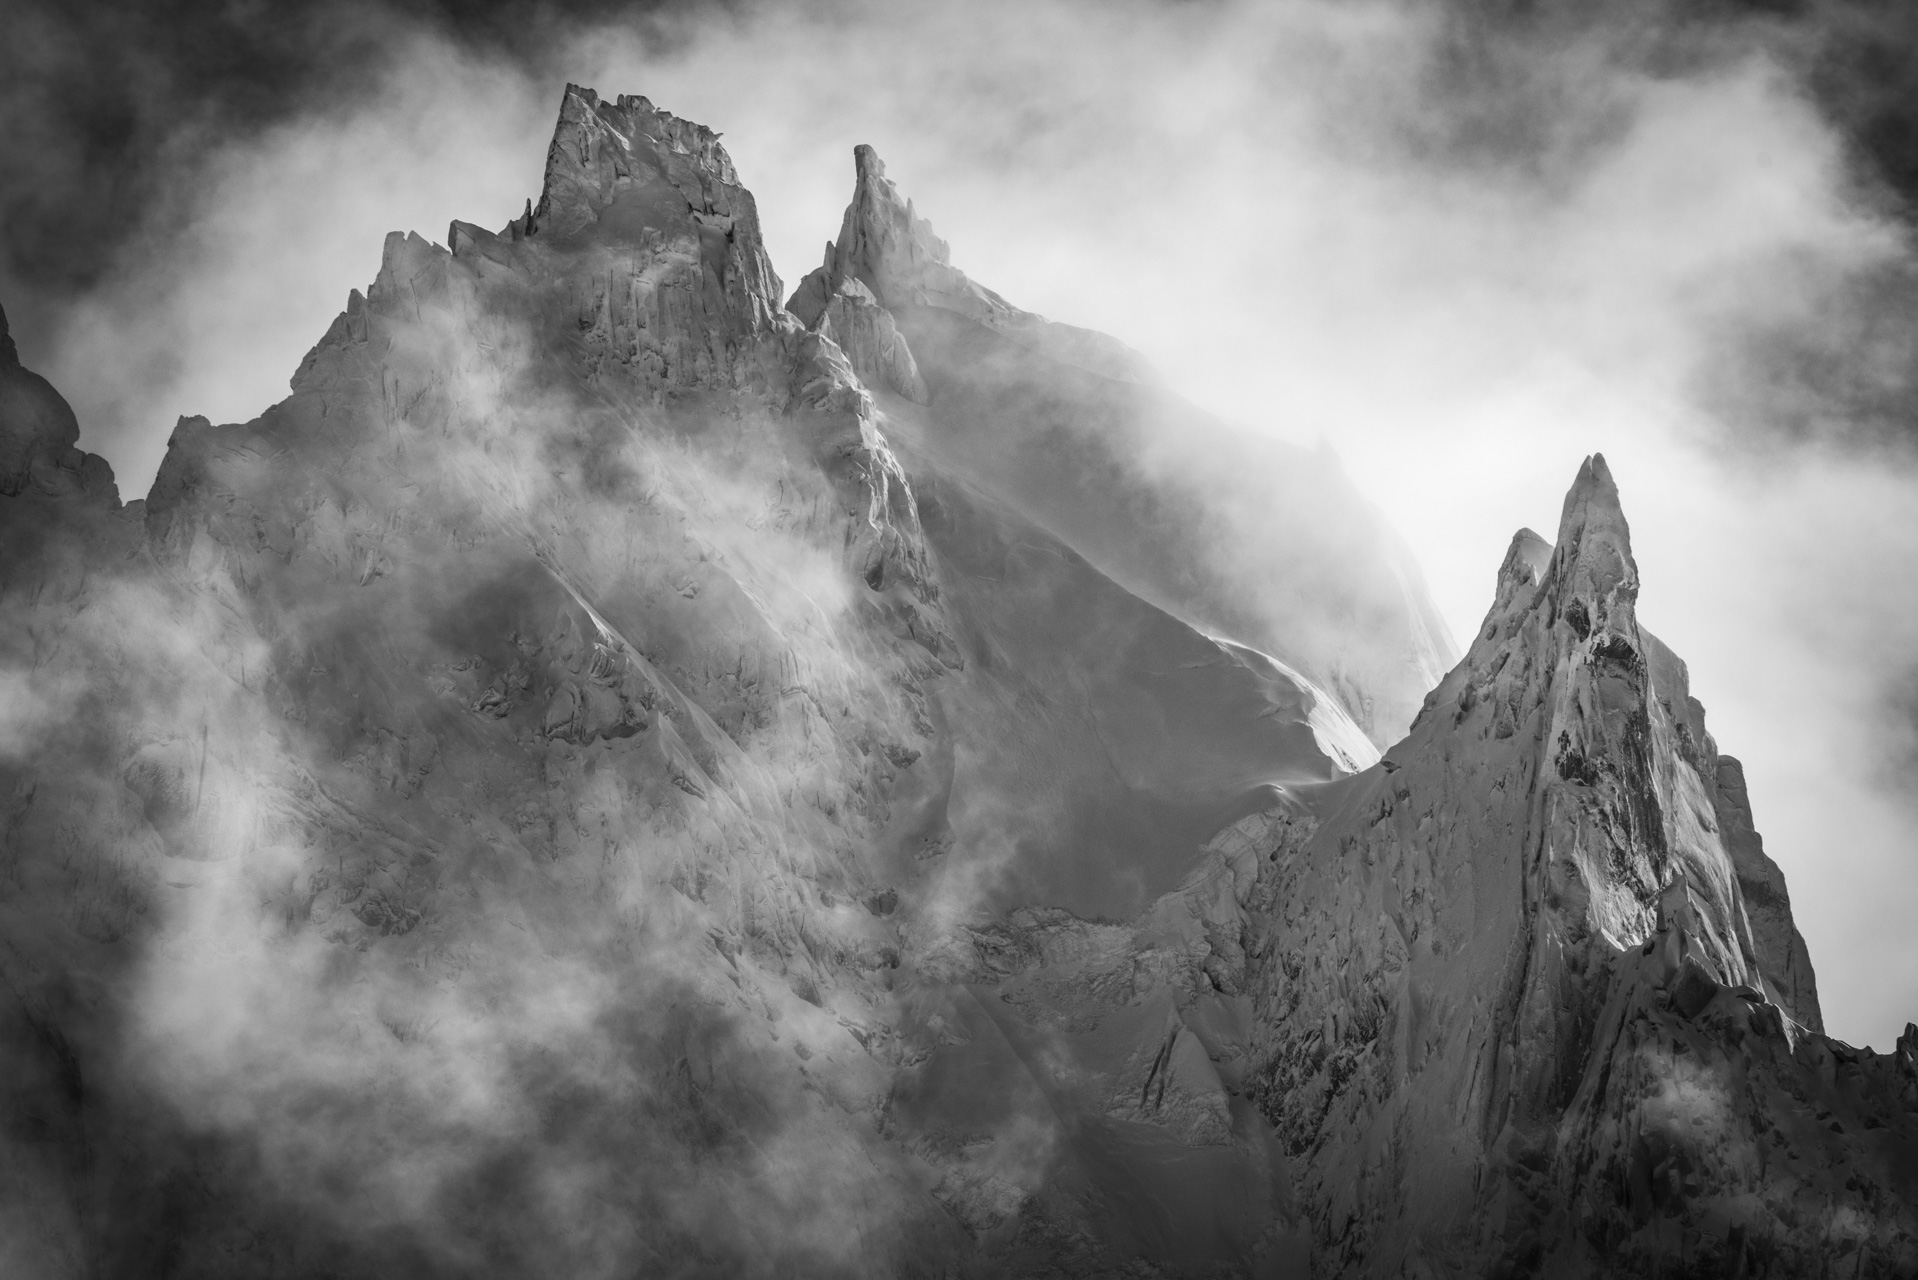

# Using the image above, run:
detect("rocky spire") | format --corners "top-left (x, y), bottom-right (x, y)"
top-left (1542, 452), bottom-right (1637, 640)
top-left (1230, 456), bottom-right (1875, 1270)
top-left (788, 145), bottom-right (955, 325)
top-left (787, 145), bottom-right (1146, 382)
top-left (1466, 455), bottom-right (1761, 984)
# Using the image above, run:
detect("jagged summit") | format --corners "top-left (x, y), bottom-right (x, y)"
top-left (1477, 455), bottom-right (1634, 649)
top-left (1545, 451), bottom-right (1637, 622)
top-left (491, 82), bottom-right (788, 348)
top-left (1226, 456), bottom-right (1913, 1275)
top-left (526, 84), bottom-right (745, 235)
top-left (789, 143), bottom-right (962, 322)
top-left (1476, 456), bottom-right (1631, 662)
top-left (1436, 455), bottom-right (1756, 978)
top-left (1556, 450), bottom-right (1624, 539)
top-left (788, 143), bottom-right (1146, 381)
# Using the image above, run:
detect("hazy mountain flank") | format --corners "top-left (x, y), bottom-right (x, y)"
top-left (0, 85), bottom-right (1912, 1279)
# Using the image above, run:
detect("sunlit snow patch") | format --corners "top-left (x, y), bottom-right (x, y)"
top-left (1211, 639), bottom-right (1382, 775)
top-left (1295, 678), bottom-right (1382, 774)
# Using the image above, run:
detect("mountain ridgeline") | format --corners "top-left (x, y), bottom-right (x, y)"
top-left (0, 85), bottom-right (1912, 1279)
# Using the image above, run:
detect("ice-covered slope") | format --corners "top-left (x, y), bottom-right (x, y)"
top-left (0, 85), bottom-right (1910, 1280)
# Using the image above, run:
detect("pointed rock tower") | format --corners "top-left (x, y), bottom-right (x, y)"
top-left (787, 144), bottom-right (1145, 383)
top-left (1230, 455), bottom-right (1912, 1276)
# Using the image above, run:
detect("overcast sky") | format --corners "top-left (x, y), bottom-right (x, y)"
top-left (5, 0), bottom-right (1917, 1047)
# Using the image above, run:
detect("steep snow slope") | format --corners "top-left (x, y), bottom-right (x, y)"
top-left (0, 84), bottom-right (1909, 1280)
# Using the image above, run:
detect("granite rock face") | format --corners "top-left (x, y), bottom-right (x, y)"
top-left (0, 85), bottom-right (1909, 1280)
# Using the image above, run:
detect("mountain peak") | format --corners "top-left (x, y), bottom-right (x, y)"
top-left (1231, 453), bottom-right (1913, 1273)
top-left (788, 142), bottom-right (956, 327)
top-left (788, 145), bottom-right (1146, 381)
top-left (525, 83), bottom-right (750, 243)
top-left (0, 300), bottom-right (17, 370)
top-left (1559, 452), bottom-right (1623, 530)
top-left (1547, 450), bottom-right (1637, 633)
top-left (1441, 459), bottom-right (1762, 988)
top-left (843, 142), bottom-right (953, 283)
top-left (435, 84), bottom-right (790, 358)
